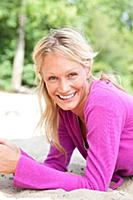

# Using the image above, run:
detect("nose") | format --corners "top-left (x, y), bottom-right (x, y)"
top-left (58, 78), bottom-right (70, 93)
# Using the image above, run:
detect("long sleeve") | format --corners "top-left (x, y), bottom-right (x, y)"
top-left (13, 82), bottom-right (126, 191)
top-left (43, 110), bottom-right (76, 171)
top-left (19, 110), bottom-right (75, 171)
top-left (82, 104), bottom-right (125, 190)
top-left (13, 109), bottom-right (77, 190)
top-left (13, 104), bottom-right (125, 191)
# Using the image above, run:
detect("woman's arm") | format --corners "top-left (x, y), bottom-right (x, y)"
top-left (17, 109), bottom-right (76, 172)
top-left (13, 100), bottom-right (125, 191)
top-left (43, 110), bottom-right (76, 171)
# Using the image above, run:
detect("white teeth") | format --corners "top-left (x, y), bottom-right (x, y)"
top-left (58, 93), bottom-right (75, 100)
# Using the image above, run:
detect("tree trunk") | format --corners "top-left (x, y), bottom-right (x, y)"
top-left (11, 0), bottom-right (26, 92)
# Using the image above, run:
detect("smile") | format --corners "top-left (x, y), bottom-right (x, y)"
top-left (57, 92), bottom-right (77, 100)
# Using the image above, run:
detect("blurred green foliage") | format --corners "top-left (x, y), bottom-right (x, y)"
top-left (0, 0), bottom-right (133, 93)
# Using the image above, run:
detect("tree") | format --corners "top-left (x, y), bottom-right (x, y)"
top-left (0, 0), bottom-right (133, 92)
top-left (11, 0), bottom-right (26, 91)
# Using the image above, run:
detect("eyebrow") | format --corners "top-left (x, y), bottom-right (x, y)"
top-left (45, 67), bottom-right (80, 75)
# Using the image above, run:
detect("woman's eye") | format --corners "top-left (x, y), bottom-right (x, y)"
top-left (68, 72), bottom-right (78, 78)
top-left (48, 76), bottom-right (57, 81)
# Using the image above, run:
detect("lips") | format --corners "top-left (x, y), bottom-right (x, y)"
top-left (57, 92), bottom-right (77, 100)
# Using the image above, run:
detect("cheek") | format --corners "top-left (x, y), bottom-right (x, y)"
top-left (74, 78), bottom-right (88, 89)
top-left (45, 83), bottom-right (56, 96)
top-left (76, 81), bottom-right (89, 96)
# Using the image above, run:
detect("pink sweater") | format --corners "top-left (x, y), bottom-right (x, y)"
top-left (14, 80), bottom-right (133, 191)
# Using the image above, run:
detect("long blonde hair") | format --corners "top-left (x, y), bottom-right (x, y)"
top-left (32, 28), bottom-right (124, 152)
top-left (32, 28), bottom-right (96, 152)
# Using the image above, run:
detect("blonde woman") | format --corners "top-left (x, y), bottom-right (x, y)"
top-left (0, 28), bottom-right (133, 191)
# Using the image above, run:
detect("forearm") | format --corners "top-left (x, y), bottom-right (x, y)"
top-left (14, 154), bottom-right (86, 191)
top-left (13, 153), bottom-right (107, 191)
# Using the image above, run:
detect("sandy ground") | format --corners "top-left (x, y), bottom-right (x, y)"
top-left (0, 91), bottom-right (133, 200)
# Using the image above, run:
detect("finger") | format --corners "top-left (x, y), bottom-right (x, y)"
top-left (0, 138), bottom-right (7, 144)
top-left (0, 138), bottom-right (12, 148)
top-left (0, 139), bottom-right (19, 153)
top-left (0, 139), bottom-right (12, 150)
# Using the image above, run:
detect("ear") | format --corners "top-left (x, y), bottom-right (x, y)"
top-left (85, 65), bottom-right (92, 79)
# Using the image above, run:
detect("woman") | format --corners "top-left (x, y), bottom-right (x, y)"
top-left (0, 28), bottom-right (133, 191)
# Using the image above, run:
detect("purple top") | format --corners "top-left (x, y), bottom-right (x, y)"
top-left (13, 80), bottom-right (133, 191)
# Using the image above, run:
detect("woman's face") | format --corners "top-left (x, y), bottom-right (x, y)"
top-left (41, 53), bottom-right (90, 116)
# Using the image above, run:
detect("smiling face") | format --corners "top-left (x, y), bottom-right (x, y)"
top-left (41, 53), bottom-right (90, 117)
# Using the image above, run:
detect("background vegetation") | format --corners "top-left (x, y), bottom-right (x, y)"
top-left (0, 0), bottom-right (133, 93)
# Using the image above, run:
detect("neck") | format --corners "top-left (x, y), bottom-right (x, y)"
top-left (72, 82), bottom-right (90, 121)
top-left (78, 114), bottom-right (84, 122)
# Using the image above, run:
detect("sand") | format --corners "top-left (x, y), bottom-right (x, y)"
top-left (0, 91), bottom-right (133, 200)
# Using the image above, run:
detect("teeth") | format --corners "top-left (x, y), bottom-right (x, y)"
top-left (58, 93), bottom-right (75, 100)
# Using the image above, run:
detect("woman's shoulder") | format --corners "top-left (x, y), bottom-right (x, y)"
top-left (84, 80), bottom-right (125, 113)
top-left (88, 79), bottom-right (119, 100)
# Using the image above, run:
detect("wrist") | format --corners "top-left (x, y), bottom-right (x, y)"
top-left (12, 148), bottom-right (21, 174)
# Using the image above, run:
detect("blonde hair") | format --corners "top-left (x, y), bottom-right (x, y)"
top-left (32, 27), bottom-right (124, 152)
top-left (32, 28), bottom-right (97, 152)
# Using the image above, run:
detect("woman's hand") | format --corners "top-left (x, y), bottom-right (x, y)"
top-left (0, 139), bottom-right (21, 174)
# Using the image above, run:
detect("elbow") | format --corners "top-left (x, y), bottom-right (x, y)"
top-left (79, 176), bottom-right (108, 192)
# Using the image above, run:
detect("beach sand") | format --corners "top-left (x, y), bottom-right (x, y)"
top-left (0, 91), bottom-right (133, 200)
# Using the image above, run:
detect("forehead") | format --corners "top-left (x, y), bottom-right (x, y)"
top-left (41, 53), bottom-right (82, 75)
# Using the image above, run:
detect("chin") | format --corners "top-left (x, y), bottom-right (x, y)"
top-left (59, 106), bottom-right (71, 111)
top-left (59, 104), bottom-right (77, 111)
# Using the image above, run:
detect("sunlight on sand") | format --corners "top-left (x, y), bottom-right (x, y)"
top-left (0, 92), bottom-right (41, 140)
